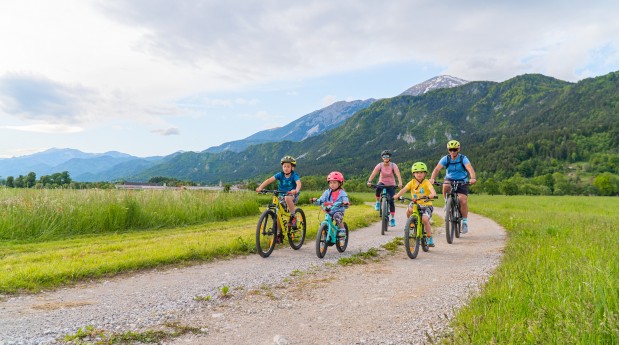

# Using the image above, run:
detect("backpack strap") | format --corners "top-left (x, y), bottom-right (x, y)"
top-left (445, 154), bottom-right (467, 172)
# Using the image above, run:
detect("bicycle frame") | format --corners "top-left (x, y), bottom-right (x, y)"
top-left (315, 201), bottom-right (349, 258)
top-left (435, 181), bottom-right (466, 244)
top-left (400, 196), bottom-right (436, 259)
top-left (369, 184), bottom-right (392, 235)
top-left (255, 190), bottom-right (306, 258)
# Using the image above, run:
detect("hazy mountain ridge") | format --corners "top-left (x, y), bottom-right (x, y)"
top-left (204, 99), bottom-right (376, 153)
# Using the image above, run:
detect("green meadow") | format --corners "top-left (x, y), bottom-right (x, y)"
top-left (442, 195), bottom-right (618, 344)
top-left (0, 189), bottom-right (617, 344)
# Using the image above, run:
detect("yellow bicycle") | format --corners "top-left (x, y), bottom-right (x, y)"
top-left (256, 190), bottom-right (307, 258)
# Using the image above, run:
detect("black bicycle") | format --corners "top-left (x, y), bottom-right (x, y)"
top-left (369, 184), bottom-right (392, 235)
top-left (435, 181), bottom-right (468, 244)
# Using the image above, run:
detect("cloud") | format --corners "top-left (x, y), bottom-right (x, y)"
top-left (97, 0), bottom-right (617, 83)
top-left (0, 73), bottom-right (96, 123)
top-left (0, 124), bottom-right (83, 133)
top-left (151, 127), bottom-right (180, 136)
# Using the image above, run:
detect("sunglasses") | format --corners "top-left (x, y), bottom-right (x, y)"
top-left (382, 155), bottom-right (390, 158)
top-left (448, 148), bottom-right (458, 152)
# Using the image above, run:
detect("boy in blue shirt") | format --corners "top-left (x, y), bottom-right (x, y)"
top-left (256, 155), bottom-right (302, 227)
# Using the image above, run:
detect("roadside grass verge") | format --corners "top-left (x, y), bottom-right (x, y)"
top-left (441, 195), bottom-right (618, 344)
top-left (0, 189), bottom-right (261, 241)
top-left (0, 201), bottom-right (378, 294)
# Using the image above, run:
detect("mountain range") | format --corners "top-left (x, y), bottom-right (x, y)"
top-left (0, 75), bottom-right (469, 182)
top-left (1, 72), bottom-right (617, 186)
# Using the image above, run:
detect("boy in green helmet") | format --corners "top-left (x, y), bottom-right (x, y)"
top-left (395, 162), bottom-right (437, 246)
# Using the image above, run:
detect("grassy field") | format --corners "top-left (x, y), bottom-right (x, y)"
top-left (0, 189), bottom-right (377, 293)
top-left (0, 190), bottom-right (617, 344)
top-left (441, 195), bottom-right (618, 344)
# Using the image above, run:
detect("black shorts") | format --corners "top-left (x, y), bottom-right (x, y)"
top-left (446, 179), bottom-right (469, 195)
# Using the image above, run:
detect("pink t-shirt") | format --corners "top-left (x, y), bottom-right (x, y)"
top-left (374, 162), bottom-right (399, 186)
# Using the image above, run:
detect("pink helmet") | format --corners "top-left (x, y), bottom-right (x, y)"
top-left (327, 171), bottom-right (344, 183)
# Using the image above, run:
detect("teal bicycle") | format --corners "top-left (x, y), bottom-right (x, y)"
top-left (313, 201), bottom-right (349, 258)
top-left (399, 195), bottom-right (437, 259)
top-left (369, 184), bottom-right (392, 235)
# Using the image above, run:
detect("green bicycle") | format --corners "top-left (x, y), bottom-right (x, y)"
top-left (399, 195), bottom-right (437, 259)
top-left (256, 190), bottom-right (307, 258)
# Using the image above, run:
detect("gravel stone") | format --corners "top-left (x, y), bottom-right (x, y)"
top-left (0, 206), bottom-right (505, 344)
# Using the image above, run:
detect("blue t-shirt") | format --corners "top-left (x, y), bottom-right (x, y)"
top-left (274, 171), bottom-right (300, 192)
top-left (439, 154), bottom-right (471, 181)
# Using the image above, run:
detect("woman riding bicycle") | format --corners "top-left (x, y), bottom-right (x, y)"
top-left (366, 150), bottom-right (403, 227)
top-left (429, 140), bottom-right (477, 233)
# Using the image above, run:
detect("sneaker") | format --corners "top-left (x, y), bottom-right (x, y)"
top-left (390, 218), bottom-right (396, 227)
top-left (375, 202), bottom-right (380, 211)
top-left (461, 222), bottom-right (468, 234)
top-left (427, 236), bottom-right (435, 247)
top-left (290, 216), bottom-right (297, 229)
top-left (338, 228), bottom-right (346, 238)
top-left (277, 231), bottom-right (284, 243)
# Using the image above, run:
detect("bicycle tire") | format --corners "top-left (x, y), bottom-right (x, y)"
top-left (421, 232), bottom-right (429, 252)
top-left (381, 197), bottom-right (389, 235)
top-left (316, 223), bottom-right (329, 258)
top-left (256, 210), bottom-right (277, 258)
top-left (445, 198), bottom-right (454, 244)
top-left (287, 208), bottom-right (306, 250)
top-left (454, 201), bottom-right (461, 238)
top-left (404, 217), bottom-right (420, 259)
top-left (336, 222), bottom-right (349, 253)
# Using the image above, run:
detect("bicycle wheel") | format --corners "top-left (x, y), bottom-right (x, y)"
top-left (336, 222), bottom-right (349, 253)
top-left (454, 202), bottom-right (461, 238)
top-left (421, 233), bottom-right (429, 252)
top-left (381, 197), bottom-right (388, 235)
top-left (316, 223), bottom-right (329, 258)
top-left (287, 208), bottom-right (306, 250)
top-left (256, 210), bottom-right (277, 258)
top-left (445, 198), bottom-right (454, 244)
top-left (404, 217), bottom-right (420, 259)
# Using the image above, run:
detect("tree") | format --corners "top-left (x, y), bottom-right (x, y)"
top-left (593, 172), bottom-right (619, 196)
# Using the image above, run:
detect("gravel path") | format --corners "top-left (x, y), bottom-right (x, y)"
top-left (0, 206), bottom-right (505, 345)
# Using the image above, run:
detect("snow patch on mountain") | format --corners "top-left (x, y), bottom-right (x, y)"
top-left (400, 75), bottom-right (469, 96)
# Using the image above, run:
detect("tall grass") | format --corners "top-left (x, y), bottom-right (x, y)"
top-left (442, 195), bottom-right (618, 344)
top-left (0, 189), bottom-right (378, 293)
top-left (0, 189), bottom-right (260, 241)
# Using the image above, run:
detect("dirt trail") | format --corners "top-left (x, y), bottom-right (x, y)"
top-left (0, 207), bottom-right (505, 345)
top-left (169, 208), bottom-right (506, 345)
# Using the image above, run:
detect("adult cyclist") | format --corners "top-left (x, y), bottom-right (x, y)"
top-left (429, 140), bottom-right (477, 233)
top-left (366, 150), bottom-right (403, 227)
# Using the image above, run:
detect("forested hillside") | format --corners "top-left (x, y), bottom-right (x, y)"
top-left (132, 72), bottom-right (619, 195)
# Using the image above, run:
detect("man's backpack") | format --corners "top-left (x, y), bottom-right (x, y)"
top-left (445, 154), bottom-right (467, 171)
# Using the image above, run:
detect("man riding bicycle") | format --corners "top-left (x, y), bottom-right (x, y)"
top-left (429, 140), bottom-right (477, 233)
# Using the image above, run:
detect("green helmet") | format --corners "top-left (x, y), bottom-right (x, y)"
top-left (411, 162), bottom-right (428, 173)
top-left (447, 140), bottom-right (460, 149)
top-left (280, 155), bottom-right (297, 167)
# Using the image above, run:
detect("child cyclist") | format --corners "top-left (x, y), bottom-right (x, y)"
top-left (395, 162), bottom-right (437, 246)
top-left (310, 171), bottom-right (350, 237)
top-left (256, 155), bottom-right (302, 227)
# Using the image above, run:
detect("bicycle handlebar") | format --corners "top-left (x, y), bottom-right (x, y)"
top-left (368, 183), bottom-right (395, 189)
top-left (258, 189), bottom-right (293, 195)
top-left (399, 195), bottom-right (438, 202)
top-left (433, 181), bottom-right (470, 186)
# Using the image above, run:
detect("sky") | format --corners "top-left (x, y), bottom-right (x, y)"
top-left (0, 0), bottom-right (617, 158)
